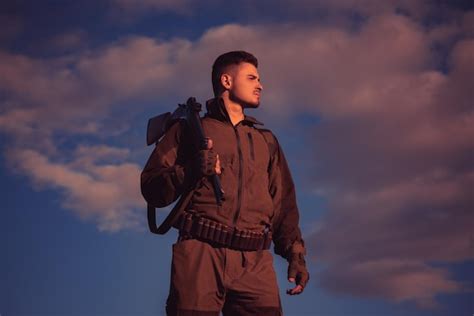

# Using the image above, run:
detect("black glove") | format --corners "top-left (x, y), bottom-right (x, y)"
top-left (195, 137), bottom-right (221, 177)
top-left (286, 242), bottom-right (309, 295)
top-left (197, 148), bottom-right (218, 176)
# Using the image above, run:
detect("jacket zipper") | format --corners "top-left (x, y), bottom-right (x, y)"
top-left (233, 126), bottom-right (243, 226)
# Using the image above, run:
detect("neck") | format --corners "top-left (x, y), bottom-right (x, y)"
top-left (220, 93), bottom-right (244, 126)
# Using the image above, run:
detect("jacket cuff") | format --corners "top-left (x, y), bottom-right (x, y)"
top-left (282, 239), bottom-right (306, 260)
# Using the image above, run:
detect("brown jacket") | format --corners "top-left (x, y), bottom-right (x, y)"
top-left (141, 98), bottom-right (303, 258)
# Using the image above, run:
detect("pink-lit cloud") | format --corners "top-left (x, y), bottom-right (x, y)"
top-left (319, 260), bottom-right (462, 309)
top-left (6, 146), bottom-right (144, 232)
top-left (290, 10), bottom-right (474, 310)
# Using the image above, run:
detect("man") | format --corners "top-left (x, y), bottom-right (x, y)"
top-left (141, 51), bottom-right (309, 316)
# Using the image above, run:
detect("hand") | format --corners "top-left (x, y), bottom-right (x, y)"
top-left (286, 252), bottom-right (309, 295)
top-left (197, 138), bottom-right (221, 176)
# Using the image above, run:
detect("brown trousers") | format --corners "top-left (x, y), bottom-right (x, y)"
top-left (166, 239), bottom-right (282, 316)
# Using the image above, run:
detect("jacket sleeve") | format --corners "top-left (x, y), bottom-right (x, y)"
top-left (140, 120), bottom-right (195, 208)
top-left (268, 134), bottom-right (304, 259)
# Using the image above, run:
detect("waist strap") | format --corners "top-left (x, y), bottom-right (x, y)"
top-left (175, 212), bottom-right (272, 251)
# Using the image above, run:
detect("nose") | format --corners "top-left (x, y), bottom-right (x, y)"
top-left (257, 81), bottom-right (263, 91)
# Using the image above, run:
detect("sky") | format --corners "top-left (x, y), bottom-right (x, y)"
top-left (1, 0), bottom-right (473, 315)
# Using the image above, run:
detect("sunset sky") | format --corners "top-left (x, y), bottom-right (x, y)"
top-left (1, 1), bottom-right (473, 315)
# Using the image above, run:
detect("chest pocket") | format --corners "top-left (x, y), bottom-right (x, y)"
top-left (247, 133), bottom-right (255, 161)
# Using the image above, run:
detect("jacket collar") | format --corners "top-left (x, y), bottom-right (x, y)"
top-left (205, 97), bottom-right (264, 126)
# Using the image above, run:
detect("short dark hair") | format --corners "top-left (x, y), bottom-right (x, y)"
top-left (211, 51), bottom-right (258, 96)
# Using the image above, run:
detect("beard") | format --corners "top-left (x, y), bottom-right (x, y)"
top-left (244, 100), bottom-right (260, 109)
top-left (229, 91), bottom-right (260, 109)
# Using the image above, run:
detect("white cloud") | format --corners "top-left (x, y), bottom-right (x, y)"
top-left (7, 146), bottom-right (144, 232)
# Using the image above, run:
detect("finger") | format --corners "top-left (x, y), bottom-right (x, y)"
top-left (288, 277), bottom-right (295, 283)
top-left (297, 271), bottom-right (310, 288)
top-left (286, 285), bottom-right (304, 295)
top-left (215, 154), bottom-right (221, 174)
top-left (288, 266), bottom-right (297, 280)
top-left (207, 138), bottom-right (213, 149)
top-left (288, 285), bottom-right (303, 295)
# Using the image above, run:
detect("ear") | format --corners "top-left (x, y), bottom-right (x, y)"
top-left (220, 73), bottom-right (232, 90)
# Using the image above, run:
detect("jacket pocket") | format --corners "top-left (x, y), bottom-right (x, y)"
top-left (247, 132), bottom-right (255, 160)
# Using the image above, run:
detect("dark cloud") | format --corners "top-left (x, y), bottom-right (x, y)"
top-left (109, 0), bottom-right (193, 14)
top-left (48, 30), bottom-right (89, 52)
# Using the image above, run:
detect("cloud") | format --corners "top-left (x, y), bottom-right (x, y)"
top-left (0, 2), bottom-right (472, 307)
top-left (319, 260), bottom-right (462, 309)
top-left (290, 0), bottom-right (428, 16)
top-left (289, 10), bottom-right (474, 310)
top-left (0, 34), bottom-right (207, 232)
top-left (6, 146), bottom-right (144, 232)
top-left (108, 0), bottom-right (194, 17)
top-left (0, 13), bottom-right (23, 43)
top-left (75, 36), bottom-right (194, 98)
top-left (0, 36), bottom-right (195, 146)
top-left (49, 30), bottom-right (88, 51)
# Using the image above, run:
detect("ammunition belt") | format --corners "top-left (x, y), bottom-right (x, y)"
top-left (175, 211), bottom-right (272, 251)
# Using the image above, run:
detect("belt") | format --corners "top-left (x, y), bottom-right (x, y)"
top-left (174, 211), bottom-right (272, 251)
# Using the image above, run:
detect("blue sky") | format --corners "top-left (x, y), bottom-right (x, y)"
top-left (1, 1), bottom-right (473, 315)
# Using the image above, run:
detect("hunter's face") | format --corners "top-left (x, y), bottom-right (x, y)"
top-left (228, 62), bottom-right (263, 108)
